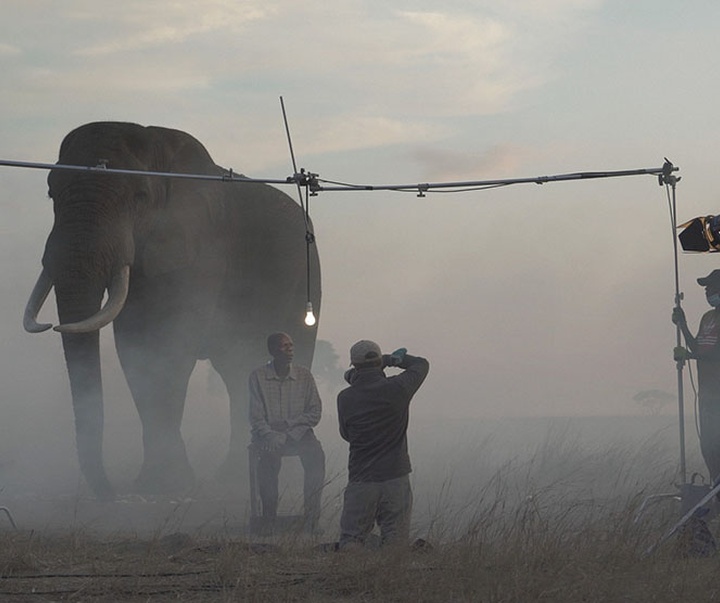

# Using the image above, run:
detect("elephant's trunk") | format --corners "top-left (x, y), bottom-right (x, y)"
top-left (38, 197), bottom-right (135, 333)
top-left (26, 200), bottom-right (135, 500)
top-left (32, 275), bottom-right (117, 500)
top-left (54, 265), bottom-right (130, 333)
top-left (61, 328), bottom-right (115, 500)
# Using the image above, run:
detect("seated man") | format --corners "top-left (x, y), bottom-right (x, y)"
top-left (249, 332), bottom-right (325, 533)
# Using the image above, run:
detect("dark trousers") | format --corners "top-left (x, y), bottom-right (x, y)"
top-left (256, 431), bottom-right (325, 526)
top-left (700, 396), bottom-right (720, 483)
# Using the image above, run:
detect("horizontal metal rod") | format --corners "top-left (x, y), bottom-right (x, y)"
top-left (0, 157), bottom-right (678, 195)
top-left (0, 158), bottom-right (291, 186)
top-left (314, 165), bottom-right (677, 193)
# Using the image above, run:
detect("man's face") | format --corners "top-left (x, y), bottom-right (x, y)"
top-left (705, 283), bottom-right (720, 307)
top-left (271, 334), bottom-right (294, 363)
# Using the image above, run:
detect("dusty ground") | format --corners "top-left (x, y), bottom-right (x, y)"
top-left (0, 529), bottom-right (351, 602)
top-left (0, 490), bottom-right (349, 602)
top-left (0, 492), bottom-right (443, 603)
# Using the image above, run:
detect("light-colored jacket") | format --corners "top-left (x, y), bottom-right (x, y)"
top-left (249, 362), bottom-right (322, 441)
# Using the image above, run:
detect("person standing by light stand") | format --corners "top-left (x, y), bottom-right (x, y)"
top-left (673, 270), bottom-right (720, 488)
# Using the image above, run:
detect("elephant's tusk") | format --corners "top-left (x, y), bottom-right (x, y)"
top-left (54, 265), bottom-right (131, 334)
top-left (23, 269), bottom-right (54, 333)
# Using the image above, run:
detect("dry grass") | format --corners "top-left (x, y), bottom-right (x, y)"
top-left (0, 511), bottom-right (718, 603)
top-left (1, 423), bottom-right (718, 602)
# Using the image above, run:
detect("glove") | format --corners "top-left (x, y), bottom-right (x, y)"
top-left (390, 347), bottom-right (407, 366)
top-left (672, 307), bottom-right (686, 327)
top-left (263, 431), bottom-right (287, 452)
top-left (674, 346), bottom-right (690, 362)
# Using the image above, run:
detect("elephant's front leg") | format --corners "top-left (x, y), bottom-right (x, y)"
top-left (116, 341), bottom-right (197, 494)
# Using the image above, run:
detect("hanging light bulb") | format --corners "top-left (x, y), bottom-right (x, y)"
top-left (304, 301), bottom-right (316, 327)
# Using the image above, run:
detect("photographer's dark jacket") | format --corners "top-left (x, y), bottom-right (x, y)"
top-left (337, 354), bottom-right (429, 482)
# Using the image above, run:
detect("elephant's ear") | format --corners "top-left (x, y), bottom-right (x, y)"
top-left (141, 207), bottom-right (193, 277)
top-left (140, 134), bottom-right (227, 278)
top-left (142, 180), bottom-right (227, 277)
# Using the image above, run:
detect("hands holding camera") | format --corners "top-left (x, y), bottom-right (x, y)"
top-left (382, 347), bottom-right (407, 368)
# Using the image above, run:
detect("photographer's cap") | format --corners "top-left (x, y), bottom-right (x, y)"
top-left (350, 340), bottom-right (382, 366)
top-left (698, 269), bottom-right (720, 286)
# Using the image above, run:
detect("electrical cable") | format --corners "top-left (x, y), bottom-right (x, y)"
top-left (687, 359), bottom-right (701, 446)
top-left (280, 96), bottom-right (316, 326)
top-left (315, 177), bottom-right (512, 195)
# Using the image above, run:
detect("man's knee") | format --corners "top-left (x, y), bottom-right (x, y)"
top-left (298, 438), bottom-right (326, 469)
top-left (257, 450), bottom-right (282, 470)
top-left (377, 477), bottom-right (412, 543)
top-left (340, 482), bottom-right (378, 543)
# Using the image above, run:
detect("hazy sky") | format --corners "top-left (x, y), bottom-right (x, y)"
top-left (3, 0), bottom-right (720, 461)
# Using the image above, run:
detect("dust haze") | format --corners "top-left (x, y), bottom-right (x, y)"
top-left (0, 159), bottom-right (711, 536)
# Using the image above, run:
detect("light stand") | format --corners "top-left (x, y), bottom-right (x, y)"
top-left (636, 162), bottom-right (720, 555)
top-left (663, 161), bottom-right (687, 485)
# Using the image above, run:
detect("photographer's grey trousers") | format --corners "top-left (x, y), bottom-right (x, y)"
top-left (339, 474), bottom-right (412, 548)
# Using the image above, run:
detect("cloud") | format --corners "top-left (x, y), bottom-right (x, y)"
top-left (70, 1), bottom-right (274, 56)
top-left (0, 1), bottom-right (604, 171)
top-left (283, 115), bottom-right (450, 159)
top-left (0, 43), bottom-right (21, 56)
top-left (409, 144), bottom-right (528, 181)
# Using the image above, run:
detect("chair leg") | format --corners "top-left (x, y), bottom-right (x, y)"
top-left (248, 445), bottom-right (260, 518)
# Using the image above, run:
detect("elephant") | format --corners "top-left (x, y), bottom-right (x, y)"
top-left (23, 121), bottom-right (321, 500)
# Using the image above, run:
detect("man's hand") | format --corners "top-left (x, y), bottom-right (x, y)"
top-left (672, 307), bottom-right (687, 327)
top-left (383, 348), bottom-right (408, 368)
top-left (674, 346), bottom-right (691, 362)
top-left (390, 348), bottom-right (407, 365)
top-left (344, 367), bottom-right (358, 384)
top-left (262, 431), bottom-right (287, 452)
top-left (270, 420), bottom-right (289, 433)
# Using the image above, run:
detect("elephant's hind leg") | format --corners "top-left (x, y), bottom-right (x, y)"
top-left (210, 354), bottom-right (257, 486)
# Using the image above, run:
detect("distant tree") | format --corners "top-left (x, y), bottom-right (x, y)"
top-left (633, 389), bottom-right (675, 415)
top-left (312, 339), bottom-right (346, 389)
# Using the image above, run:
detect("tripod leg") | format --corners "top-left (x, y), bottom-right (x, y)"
top-left (644, 481), bottom-right (720, 556)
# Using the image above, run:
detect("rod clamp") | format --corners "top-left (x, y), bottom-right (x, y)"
top-left (659, 158), bottom-right (681, 186)
top-left (287, 169), bottom-right (320, 195)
